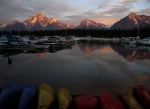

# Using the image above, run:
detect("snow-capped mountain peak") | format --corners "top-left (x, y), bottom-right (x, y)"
top-left (21, 13), bottom-right (75, 30)
top-left (82, 19), bottom-right (97, 26)
top-left (76, 19), bottom-right (106, 29)
top-left (35, 12), bottom-right (47, 20)
top-left (128, 13), bottom-right (138, 19)
top-left (0, 22), bottom-right (6, 28)
top-left (111, 13), bottom-right (150, 30)
top-left (48, 18), bottom-right (58, 24)
top-left (9, 20), bottom-right (19, 25)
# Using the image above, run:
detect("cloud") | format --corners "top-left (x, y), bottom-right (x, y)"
top-left (103, 5), bottom-right (132, 15)
top-left (138, 8), bottom-right (150, 15)
top-left (63, 2), bottom-right (133, 26)
top-left (0, 0), bottom-right (149, 26)
top-left (121, 0), bottom-right (139, 4)
top-left (0, 0), bottom-right (78, 23)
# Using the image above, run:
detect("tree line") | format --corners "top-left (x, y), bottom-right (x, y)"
top-left (0, 26), bottom-right (149, 39)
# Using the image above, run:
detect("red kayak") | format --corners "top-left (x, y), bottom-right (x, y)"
top-left (149, 89), bottom-right (150, 95)
top-left (133, 85), bottom-right (150, 109)
top-left (75, 96), bottom-right (98, 109)
top-left (99, 93), bottom-right (125, 109)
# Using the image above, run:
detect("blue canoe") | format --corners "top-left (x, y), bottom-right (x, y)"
top-left (18, 84), bottom-right (37, 109)
top-left (0, 83), bottom-right (21, 108)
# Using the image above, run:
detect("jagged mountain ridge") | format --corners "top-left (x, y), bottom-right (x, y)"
top-left (2, 13), bottom-right (75, 31)
top-left (76, 19), bottom-right (106, 30)
top-left (111, 13), bottom-right (150, 30)
top-left (1, 12), bottom-right (150, 31)
top-left (24, 13), bottom-right (75, 30)
top-left (0, 22), bottom-right (6, 28)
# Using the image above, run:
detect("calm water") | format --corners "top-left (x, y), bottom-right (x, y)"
top-left (0, 40), bottom-right (150, 95)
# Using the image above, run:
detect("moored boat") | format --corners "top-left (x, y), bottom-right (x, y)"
top-left (0, 34), bottom-right (26, 46)
top-left (37, 83), bottom-right (55, 109)
top-left (121, 90), bottom-right (143, 109)
top-left (120, 36), bottom-right (140, 44)
top-left (99, 93), bottom-right (125, 109)
top-left (136, 37), bottom-right (150, 45)
top-left (56, 88), bottom-right (72, 109)
top-left (75, 96), bottom-right (98, 109)
top-left (35, 36), bottom-right (63, 50)
top-left (133, 85), bottom-right (150, 109)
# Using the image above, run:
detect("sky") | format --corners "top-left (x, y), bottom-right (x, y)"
top-left (0, 0), bottom-right (150, 26)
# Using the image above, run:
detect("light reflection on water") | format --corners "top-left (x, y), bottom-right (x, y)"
top-left (0, 40), bottom-right (150, 95)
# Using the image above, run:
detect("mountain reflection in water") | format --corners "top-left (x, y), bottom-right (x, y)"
top-left (0, 40), bottom-right (150, 95)
top-left (79, 40), bottom-right (150, 61)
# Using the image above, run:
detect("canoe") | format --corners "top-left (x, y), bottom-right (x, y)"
top-left (121, 90), bottom-right (143, 109)
top-left (56, 88), bottom-right (72, 109)
top-left (148, 88), bottom-right (150, 95)
top-left (99, 93), bottom-right (125, 109)
top-left (18, 84), bottom-right (37, 109)
top-left (37, 83), bottom-right (55, 109)
top-left (133, 85), bottom-right (150, 108)
top-left (4, 85), bottom-right (22, 109)
top-left (75, 96), bottom-right (98, 109)
top-left (0, 83), bottom-right (21, 108)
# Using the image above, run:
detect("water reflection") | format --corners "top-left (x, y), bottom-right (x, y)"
top-left (78, 40), bottom-right (150, 61)
top-left (0, 40), bottom-right (150, 95)
top-left (113, 43), bottom-right (150, 61)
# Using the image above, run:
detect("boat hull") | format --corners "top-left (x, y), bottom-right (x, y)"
top-left (133, 85), bottom-right (150, 109)
top-left (38, 83), bottom-right (55, 109)
top-left (18, 85), bottom-right (37, 109)
top-left (75, 96), bottom-right (98, 109)
top-left (99, 93), bottom-right (125, 109)
top-left (57, 88), bottom-right (72, 109)
top-left (121, 90), bottom-right (143, 109)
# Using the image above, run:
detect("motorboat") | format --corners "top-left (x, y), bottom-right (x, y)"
top-left (120, 36), bottom-right (140, 44)
top-left (0, 34), bottom-right (26, 46)
top-left (136, 37), bottom-right (150, 45)
top-left (35, 36), bottom-right (62, 50)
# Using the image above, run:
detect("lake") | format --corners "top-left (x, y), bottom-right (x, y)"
top-left (0, 40), bottom-right (150, 96)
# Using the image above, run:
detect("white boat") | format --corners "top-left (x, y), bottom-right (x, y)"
top-left (0, 35), bottom-right (26, 46)
top-left (35, 36), bottom-right (63, 50)
top-left (136, 37), bottom-right (150, 45)
top-left (120, 36), bottom-right (140, 44)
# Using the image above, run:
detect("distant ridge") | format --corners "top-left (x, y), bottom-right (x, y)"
top-left (76, 19), bottom-right (106, 30)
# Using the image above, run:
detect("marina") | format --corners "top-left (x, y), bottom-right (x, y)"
top-left (0, 38), bottom-right (150, 95)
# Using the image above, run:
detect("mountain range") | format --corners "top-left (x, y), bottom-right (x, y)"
top-left (0, 13), bottom-right (150, 31)
top-left (1, 13), bottom-right (75, 31)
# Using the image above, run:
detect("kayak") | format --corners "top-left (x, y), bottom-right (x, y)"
top-left (37, 83), bottom-right (55, 109)
top-left (75, 96), bottom-right (98, 109)
top-left (99, 93), bottom-right (125, 109)
top-left (121, 90), bottom-right (143, 109)
top-left (56, 88), bottom-right (72, 109)
top-left (18, 84), bottom-right (37, 109)
top-left (133, 85), bottom-right (150, 108)
top-left (0, 83), bottom-right (21, 108)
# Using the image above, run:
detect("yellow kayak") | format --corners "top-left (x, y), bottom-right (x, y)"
top-left (57, 88), bottom-right (72, 109)
top-left (37, 83), bottom-right (55, 109)
top-left (122, 90), bottom-right (143, 109)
